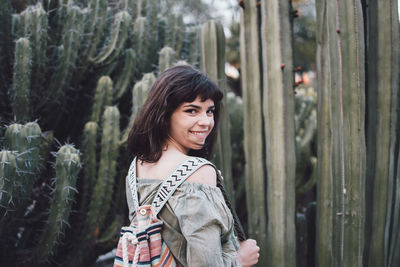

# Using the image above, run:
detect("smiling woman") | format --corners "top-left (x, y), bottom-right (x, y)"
top-left (122, 65), bottom-right (260, 266)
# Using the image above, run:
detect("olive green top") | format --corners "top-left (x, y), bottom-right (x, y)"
top-left (126, 178), bottom-right (241, 267)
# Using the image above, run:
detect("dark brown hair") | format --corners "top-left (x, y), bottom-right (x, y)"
top-left (127, 65), bottom-right (223, 162)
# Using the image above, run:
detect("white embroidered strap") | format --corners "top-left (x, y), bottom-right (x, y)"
top-left (127, 157), bottom-right (214, 215)
top-left (152, 157), bottom-right (211, 215)
top-left (127, 157), bottom-right (140, 212)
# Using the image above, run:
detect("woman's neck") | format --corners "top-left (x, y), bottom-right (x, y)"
top-left (164, 138), bottom-right (189, 155)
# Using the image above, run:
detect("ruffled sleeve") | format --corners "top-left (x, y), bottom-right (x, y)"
top-left (171, 183), bottom-right (241, 267)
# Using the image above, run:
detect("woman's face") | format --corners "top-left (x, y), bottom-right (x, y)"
top-left (168, 96), bottom-right (215, 154)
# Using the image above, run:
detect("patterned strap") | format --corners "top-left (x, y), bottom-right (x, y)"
top-left (127, 157), bottom-right (214, 215)
top-left (127, 157), bottom-right (140, 212)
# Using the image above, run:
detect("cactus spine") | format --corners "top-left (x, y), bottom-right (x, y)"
top-left (200, 20), bottom-right (235, 205)
top-left (11, 38), bottom-right (31, 122)
top-left (36, 144), bottom-right (81, 263)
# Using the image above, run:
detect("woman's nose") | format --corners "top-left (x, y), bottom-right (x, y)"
top-left (198, 112), bottom-right (212, 126)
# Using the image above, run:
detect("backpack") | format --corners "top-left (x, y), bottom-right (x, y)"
top-left (113, 156), bottom-right (212, 267)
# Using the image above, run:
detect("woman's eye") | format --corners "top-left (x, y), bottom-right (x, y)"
top-left (185, 109), bottom-right (196, 114)
top-left (207, 109), bottom-right (215, 115)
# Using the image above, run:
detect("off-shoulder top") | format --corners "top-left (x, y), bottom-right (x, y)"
top-left (126, 176), bottom-right (241, 267)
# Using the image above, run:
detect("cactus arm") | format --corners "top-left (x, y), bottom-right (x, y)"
top-left (35, 144), bottom-right (81, 263)
top-left (47, 5), bottom-right (84, 105)
top-left (90, 11), bottom-right (131, 65)
top-left (80, 122), bottom-right (98, 214)
top-left (239, 0), bottom-right (268, 264)
top-left (364, 1), bottom-right (400, 266)
top-left (158, 46), bottom-right (176, 74)
top-left (84, 0), bottom-right (108, 61)
top-left (90, 76), bottom-right (114, 123)
top-left (145, 0), bottom-right (159, 67)
top-left (10, 38), bottom-right (31, 122)
top-left (0, 0), bottom-right (13, 110)
top-left (85, 106), bottom-right (120, 241)
top-left (133, 16), bottom-right (150, 72)
top-left (0, 151), bottom-right (18, 217)
top-left (121, 73), bottom-right (155, 143)
top-left (114, 48), bottom-right (137, 100)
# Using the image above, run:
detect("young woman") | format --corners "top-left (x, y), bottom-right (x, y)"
top-left (127, 65), bottom-right (259, 266)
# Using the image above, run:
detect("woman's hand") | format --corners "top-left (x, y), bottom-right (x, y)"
top-left (237, 239), bottom-right (260, 267)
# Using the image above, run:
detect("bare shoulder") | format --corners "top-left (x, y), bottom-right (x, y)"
top-left (187, 164), bottom-right (217, 186)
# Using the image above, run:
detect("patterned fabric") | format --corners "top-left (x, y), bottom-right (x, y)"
top-left (114, 157), bottom-right (209, 267)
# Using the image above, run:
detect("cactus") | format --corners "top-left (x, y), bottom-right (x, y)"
top-left (10, 38), bottom-right (31, 122)
top-left (90, 76), bottom-right (114, 123)
top-left (260, 0), bottom-right (297, 266)
top-left (90, 11), bottom-right (131, 65)
top-left (158, 46), bottom-right (176, 73)
top-left (121, 72), bottom-right (156, 143)
top-left (200, 20), bottom-right (235, 205)
top-left (239, 0), bottom-right (268, 265)
top-left (14, 3), bottom-right (48, 94)
top-left (0, 150), bottom-right (18, 217)
top-left (83, 0), bottom-right (108, 62)
top-left (0, 0), bottom-right (12, 111)
top-left (315, 0), bottom-right (366, 266)
top-left (80, 106), bottom-right (120, 255)
top-left (165, 14), bottom-right (184, 58)
top-left (46, 5), bottom-right (85, 108)
top-left (364, 1), bottom-right (400, 267)
top-left (80, 121), bottom-right (98, 213)
top-left (114, 48), bottom-right (137, 100)
top-left (36, 144), bottom-right (81, 263)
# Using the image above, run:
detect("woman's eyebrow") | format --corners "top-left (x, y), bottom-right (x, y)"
top-left (182, 104), bottom-right (215, 109)
top-left (183, 104), bottom-right (201, 108)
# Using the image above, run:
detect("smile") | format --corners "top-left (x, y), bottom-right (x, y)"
top-left (189, 131), bottom-right (208, 137)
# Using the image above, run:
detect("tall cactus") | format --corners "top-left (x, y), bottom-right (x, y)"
top-left (315, 1), bottom-right (366, 266)
top-left (121, 72), bottom-right (156, 143)
top-left (260, 0), bottom-right (297, 266)
top-left (364, 1), bottom-right (400, 267)
top-left (84, 106), bottom-right (120, 243)
top-left (200, 20), bottom-right (235, 205)
top-left (239, 1), bottom-right (268, 265)
top-left (36, 144), bottom-right (81, 264)
top-left (91, 76), bottom-right (114, 123)
top-left (10, 38), bottom-right (31, 122)
top-left (158, 46), bottom-right (176, 73)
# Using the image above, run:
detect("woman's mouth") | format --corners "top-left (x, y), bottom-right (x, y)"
top-left (189, 130), bottom-right (208, 138)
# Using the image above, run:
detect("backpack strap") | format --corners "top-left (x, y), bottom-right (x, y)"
top-left (152, 157), bottom-right (211, 215)
top-left (126, 157), bottom-right (214, 215)
top-left (127, 157), bottom-right (140, 212)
